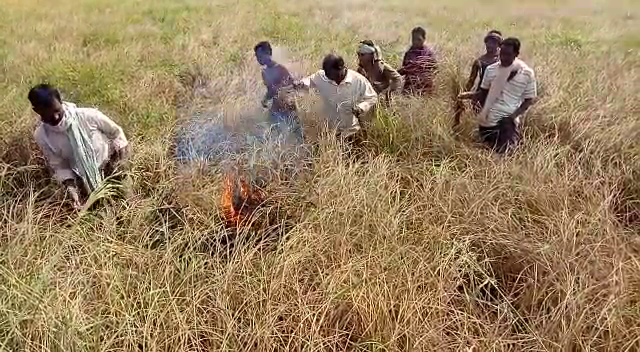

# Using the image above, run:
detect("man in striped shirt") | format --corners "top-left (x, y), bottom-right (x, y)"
top-left (459, 37), bottom-right (537, 153)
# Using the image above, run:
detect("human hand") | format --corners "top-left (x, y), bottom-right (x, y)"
top-left (505, 113), bottom-right (519, 127)
top-left (292, 80), bottom-right (306, 90)
top-left (66, 185), bottom-right (83, 211)
top-left (457, 92), bottom-right (472, 100)
top-left (114, 147), bottom-right (127, 162)
top-left (475, 114), bottom-right (489, 126)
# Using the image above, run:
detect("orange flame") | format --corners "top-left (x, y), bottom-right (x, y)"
top-left (221, 173), bottom-right (265, 228)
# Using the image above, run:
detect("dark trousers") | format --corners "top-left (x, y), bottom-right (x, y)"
top-left (479, 118), bottom-right (520, 154)
top-left (337, 130), bottom-right (367, 159)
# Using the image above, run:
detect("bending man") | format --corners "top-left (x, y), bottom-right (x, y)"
top-left (30, 84), bottom-right (129, 209)
top-left (295, 54), bottom-right (377, 152)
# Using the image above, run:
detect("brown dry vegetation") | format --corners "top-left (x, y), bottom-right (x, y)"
top-left (1, 0), bottom-right (640, 350)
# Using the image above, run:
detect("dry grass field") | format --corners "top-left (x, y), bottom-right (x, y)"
top-left (1, 0), bottom-right (640, 350)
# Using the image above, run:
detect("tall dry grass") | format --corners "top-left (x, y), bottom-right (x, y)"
top-left (1, 0), bottom-right (640, 350)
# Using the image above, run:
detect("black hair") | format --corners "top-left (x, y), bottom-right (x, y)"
top-left (322, 54), bottom-right (345, 72)
top-left (254, 41), bottom-right (272, 55)
top-left (501, 37), bottom-right (521, 55)
top-left (28, 84), bottom-right (61, 109)
top-left (360, 39), bottom-right (375, 47)
top-left (411, 26), bottom-right (426, 38)
top-left (484, 30), bottom-right (503, 44)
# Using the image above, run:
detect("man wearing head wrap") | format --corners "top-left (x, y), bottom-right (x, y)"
top-left (465, 30), bottom-right (503, 111)
top-left (356, 40), bottom-right (402, 107)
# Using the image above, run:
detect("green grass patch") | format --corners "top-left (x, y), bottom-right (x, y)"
top-left (544, 30), bottom-right (589, 50)
top-left (81, 28), bottom-right (122, 49)
top-left (371, 108), bottom-right (413, 156)
top-left (260, 12), bottom-right (307, 45)
top-left (619, 33), bottom-right (640, 51)
top-left (36, 60), bottom-right (129, 108)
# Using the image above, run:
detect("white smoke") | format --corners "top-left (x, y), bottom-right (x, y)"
top-left (271, 45), bottom-right (307, 80)
top-left (173, 45), bottom-right (312, 182)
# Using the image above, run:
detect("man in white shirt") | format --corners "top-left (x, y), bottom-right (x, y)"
top-left (295, 54), bottom-right (377, 151)
top-left (458, 37), bottom-right (537, 153)
top-left (29, 84), bottom-right (129, 209)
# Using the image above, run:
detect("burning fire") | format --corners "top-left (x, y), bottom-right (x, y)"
top-left (221, 173), bottom-right (265, 228)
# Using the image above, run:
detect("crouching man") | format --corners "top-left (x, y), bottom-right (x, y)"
top-left (29, 84), bottom-right (130, 209)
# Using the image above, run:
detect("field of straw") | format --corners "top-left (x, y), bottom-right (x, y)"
top-left (1, 0), bottom-right (640, 350)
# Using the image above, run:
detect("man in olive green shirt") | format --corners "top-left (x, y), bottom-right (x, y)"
top-left (356, 40), bottom-right (402, 106)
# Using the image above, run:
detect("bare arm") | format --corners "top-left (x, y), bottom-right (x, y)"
top-left (91, 109), bottom-right (129, 163)
top-left (355, 77), bottom-right (378, 114)
top-left (508, 98), bottom-right (535, 122)
top-left (262, 71), bottom-right (273, 105)
top-left (465, 60), bottom-right (480, 91)
top-left (384, 64), bottom-right (403, 93)
top-left (458, 88), bottom-right (487, 101)
top-left (460, 64), bottom-right (494, 101)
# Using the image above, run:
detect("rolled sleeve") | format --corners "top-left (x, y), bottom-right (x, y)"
top-left (53, 168), bottom-right (76, 184)
top-left (383, 63), bottom-right (403, 93)
top-left (356, 77), bottom-right (378, 113)
top-left (88, 109), bottom-right (129, 150)
top-left (300, 71), bottom-right (320, 90)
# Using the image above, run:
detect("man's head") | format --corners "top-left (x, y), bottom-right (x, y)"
top-left (411, 26), bottom-right (426, 48)
top-left (484, 30), bottom-right (503, 54)
top-left (500, 37), bottom-right (521, 67)
top-left (254, 41), bottom-right (273, 66)
top-left (322, 54), bottom-right (347, 84)
top-left (28, 84), bottom-right (64, 126)
top-left (357, 40), bottom-right (377, 67)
